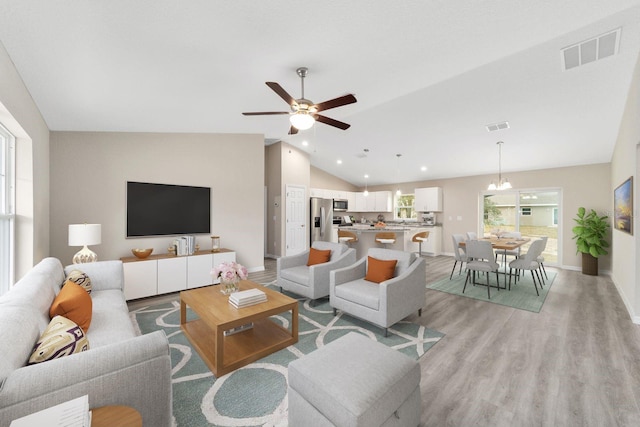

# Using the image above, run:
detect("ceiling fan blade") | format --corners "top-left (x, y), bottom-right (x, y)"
top-left (266, 82), bottom-right (296, 106)
top-left (242, 111), bottom-right (289, 116)
top-left (313, 114), bottom-right (351, 130)
top-left (313, 94), bottom-right (357, 112)
top-left (288, 126), bottom-right (299, 135)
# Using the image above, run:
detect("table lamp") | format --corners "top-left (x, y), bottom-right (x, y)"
top-left (68, 224), bottom-right (101, 264)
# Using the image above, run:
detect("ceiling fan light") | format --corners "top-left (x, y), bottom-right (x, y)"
top-left (290, 112), bottom-right (315, 130)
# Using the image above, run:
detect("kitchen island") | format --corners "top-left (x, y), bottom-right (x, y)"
top-left (338, 225), bottom-right (442, 259)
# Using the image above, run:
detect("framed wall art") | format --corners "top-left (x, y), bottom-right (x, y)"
top-left (614, 176), bottom-right (633, 235)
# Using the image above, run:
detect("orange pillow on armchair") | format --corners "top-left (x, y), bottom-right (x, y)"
top-left (365, 256), bottom-right (397, 283)
top-left (307, 247), bottom-right (332, 266)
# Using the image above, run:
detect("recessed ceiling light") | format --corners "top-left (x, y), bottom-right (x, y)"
top-left (302, 140), bottom-right (309, 146)
top-left (364, 174), bottom-right (369, 179)
top-left (421, 166), bottom-right (427, 171)
top-left (337, 159), bottom-right (342, 164)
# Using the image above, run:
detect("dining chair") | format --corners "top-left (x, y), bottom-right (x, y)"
top-left (466, 231), bottom-right (478, 240)
top-left (495, 231), bottom-right (522, 265)
top-left (536, 236), bottom-right (549, 280)
top-left (508, 239), bottom-right (545, 296)
top-left (450, 234), bottom-right (468, 279)
top-left (375, 232), bottom-right (396, 249)
top-left (463, 240), bottom-right (500, 299)
top-left (412, 231), bottom-right (429, 257)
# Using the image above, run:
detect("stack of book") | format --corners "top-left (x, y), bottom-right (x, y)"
top-left (172, 235), bottom-right (196, 256)
top-left (229, 288), bottom-right (267, 308)
top-left (11, 395), bottom-right (90, 426)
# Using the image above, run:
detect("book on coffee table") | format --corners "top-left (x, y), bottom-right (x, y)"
top-left (229, 288), bottom-right (267, 308)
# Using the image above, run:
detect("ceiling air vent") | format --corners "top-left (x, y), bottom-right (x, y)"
top-left (486, 121), bottom-right (510, 132)
top-left (562, 28), bottom-right (620, 71)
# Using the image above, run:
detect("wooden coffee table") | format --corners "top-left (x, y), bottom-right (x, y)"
top-left (180, 280), bottom-right (298, 377)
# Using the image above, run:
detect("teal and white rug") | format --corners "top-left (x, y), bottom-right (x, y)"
top-left (130, 285), bottom-right (444, 427)
top-left (428, 270), bottom-right (556, 313)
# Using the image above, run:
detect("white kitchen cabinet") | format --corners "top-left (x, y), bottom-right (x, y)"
top-left (123, 259), bottom-right (157, 300)
top-left (375, 191), bottom-right (392, 212)
top-left (310, 188), bottom-right (326, 198)
top-left (421, 227), bottom-right (442, 255)
top-left (158, 257), bottom-right (187, 294)
top-left (122, 250), bottom-right (236, 300)
top-left (414, 187), bottom-right (443, 212)
top-left (346, 191), bottom-right (356, 212)
top-left (355, 192), bottom-right (367, 211)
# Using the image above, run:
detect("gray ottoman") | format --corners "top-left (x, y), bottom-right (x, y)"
top-left (288, 332), bottom-right (421, 427)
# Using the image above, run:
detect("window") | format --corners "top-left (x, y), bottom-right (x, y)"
top-left (395, 194), bottom-right (417, 220)
top-left (0, 123), bottom-right (15, 295)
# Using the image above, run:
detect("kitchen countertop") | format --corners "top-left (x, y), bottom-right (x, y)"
top-left (340, 224), bottom-right (439, 231)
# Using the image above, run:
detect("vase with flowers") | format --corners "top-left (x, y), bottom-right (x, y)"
top-left (212, 261), bottom-right (248, 294)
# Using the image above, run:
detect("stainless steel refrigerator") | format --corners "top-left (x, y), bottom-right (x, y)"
top-left (310, 197), bottom-right (333, 244)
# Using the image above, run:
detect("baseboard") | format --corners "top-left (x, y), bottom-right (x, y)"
top-left (610, 272), bottom-right (640, 324)
top-left (265, 253), bottom-right (280, 259)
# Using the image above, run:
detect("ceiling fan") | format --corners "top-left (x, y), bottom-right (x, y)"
top-left (242, 67), bottom-right (357, 135)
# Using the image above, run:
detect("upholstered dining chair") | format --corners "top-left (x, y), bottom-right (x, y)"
top-left (463, 240), bottom-right (500, 299)
top-left (450, 234), bottom-right (468, 279)
top-left (375, 232), bottom-right (396, 249)
top-left (536, 236), bottom-right (549, 280)
top-left (495, 231), bottom-right (522, 265)
top-left (466, 231), bottom-right (478, 240)
top-left (330, 248), bottom-right (426, 337)
top-left (412, 231), bottom-right (429, 257)
top-left (508, 239), bottom-right (545, 296)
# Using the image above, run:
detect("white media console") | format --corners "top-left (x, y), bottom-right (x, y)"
top-left (121, 249), bottom-right (236, 300)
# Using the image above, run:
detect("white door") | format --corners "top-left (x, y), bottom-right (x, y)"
top-left (286, 185), bottom-right (307, 256)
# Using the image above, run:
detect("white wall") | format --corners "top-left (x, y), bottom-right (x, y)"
top-left (0, 41), bottom-right (50, 280)
top-left (611, 51), bottom-right (640, 322)
top-left (50, 131), bottom-right (265, 272)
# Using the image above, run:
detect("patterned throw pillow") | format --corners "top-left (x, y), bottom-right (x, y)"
top-left (65, 270), bottom-right (92, 294)
top-left (50, 281), bottom-right (92, 332)
top-left (28, 315), bottom-right (90, 365)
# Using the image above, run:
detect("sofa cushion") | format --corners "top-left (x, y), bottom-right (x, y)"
top-left (86, 290), bottom-right (137, 348)
top-left (0, 305), bottom-right (43, 381)
top-left (307, 247), bottom-right (332, 266)
top-left (28, 315), bottom-right (90, 365)
top-left (50, 282), bottom-right (92, 332)
top-left (334, 279), bottom-right (379, 310)
top-left (365, 256), bottom-right (397, 284)
top-left (280, 265), bottom-right (310, 287)
top-left (65, 270), bottom-right (92, 294)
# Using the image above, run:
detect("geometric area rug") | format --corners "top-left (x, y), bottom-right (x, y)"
top-left (129, 285), bottom-right (444, 427)
top-left (428, 270), bottom-right (556, 313)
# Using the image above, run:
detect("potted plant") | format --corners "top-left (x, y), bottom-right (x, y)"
top-left (572, 207), bottom-right (610, 275)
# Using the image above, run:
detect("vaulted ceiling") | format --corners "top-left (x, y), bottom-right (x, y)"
top-left (1, 1), bottom-right (639, 186)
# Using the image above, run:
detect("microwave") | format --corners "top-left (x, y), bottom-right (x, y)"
top-left (333, 199), bottom-right (348, 212)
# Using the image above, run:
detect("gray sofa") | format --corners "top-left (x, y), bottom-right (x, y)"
top-left (0, 257), bottom-right (172, 426)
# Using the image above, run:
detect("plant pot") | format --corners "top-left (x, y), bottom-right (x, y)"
top-left (582, 252), bottom-right (598, 276)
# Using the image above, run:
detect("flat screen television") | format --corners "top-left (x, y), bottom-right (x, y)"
top-left (126, 181), bottom-right (211, 237)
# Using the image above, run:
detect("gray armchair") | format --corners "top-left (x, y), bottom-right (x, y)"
top-left (330, 248), bottom-right (426, 336)
top-left (277, 241), bottom-right (356, 302)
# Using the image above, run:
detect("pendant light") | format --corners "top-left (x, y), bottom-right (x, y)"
top-left (487, 141), bottom-right (512, 191)
top-left (395, 154), bottom-right (402, 196)
top-left (363, 149), bottom-right (369, 197)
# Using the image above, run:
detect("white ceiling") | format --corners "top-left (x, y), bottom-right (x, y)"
top-left (1, 1), bottom-right (640, 186)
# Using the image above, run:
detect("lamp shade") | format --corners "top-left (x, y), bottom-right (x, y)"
top-left (68, 224), bottom-right (102, 246)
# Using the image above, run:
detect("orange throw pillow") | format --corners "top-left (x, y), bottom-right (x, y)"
top-left (50, 280), bottom-right (92, 332)
top-left (365, 256), bottom-right (398, 283)
top-left (307, 247), bottom-right (332, 266)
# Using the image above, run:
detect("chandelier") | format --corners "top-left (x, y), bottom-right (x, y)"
top-left (487, 141), bottom-right (512, 191)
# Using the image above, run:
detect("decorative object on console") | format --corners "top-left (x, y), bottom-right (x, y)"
top-left (211, 235), bottom-right (220, 252)
top-left (68, 223), bottom-right (101, 264)
top-left (131, 248), bottom-right (153, 259)
top-left (212, 261), bottom-right (248, 294)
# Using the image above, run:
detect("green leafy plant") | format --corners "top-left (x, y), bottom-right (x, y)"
top-left (572, 207), bottom-right (610, 258)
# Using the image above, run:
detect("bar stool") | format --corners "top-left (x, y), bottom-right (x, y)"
top-left (375, 232), bottom-right (396, 249)
top-left (412, 231), bottom-right (429, 256)
top-left (338, 230), bottom-right (358, 246)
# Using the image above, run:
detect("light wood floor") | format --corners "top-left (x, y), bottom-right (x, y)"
top-left (129, 256), bottom-right (640, 426)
